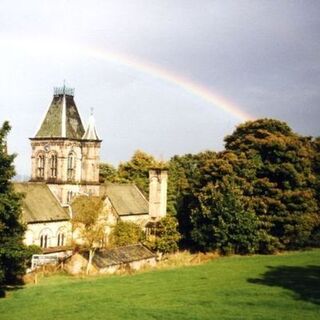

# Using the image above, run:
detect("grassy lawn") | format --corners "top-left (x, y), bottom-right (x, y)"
top-left (0, 249), bottom-right (319, 320)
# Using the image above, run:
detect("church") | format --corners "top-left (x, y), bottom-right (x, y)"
top-left (14, 85), bottom-right (167, 253)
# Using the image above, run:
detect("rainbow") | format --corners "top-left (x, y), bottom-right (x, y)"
top-left (0, 34), bottom-right (254, 121)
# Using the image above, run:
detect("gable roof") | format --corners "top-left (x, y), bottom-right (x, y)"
top-left (100, 184), bottom-right (149, 216)
top-left (92, 244), bottom-right (156, 268)
top-left (35, 89), bottom-right (85, 139)
top-left (13, 182), bottom-right (69, 223)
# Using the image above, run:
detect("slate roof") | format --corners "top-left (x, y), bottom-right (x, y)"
top-left (100, 184), bottom-right (149, 216)
top-left (91, 244), bottom-right (156, 268)
top-left (14, 182), bottom-right (69, 223)
top-left (35, 92), bottom-right (85, 139)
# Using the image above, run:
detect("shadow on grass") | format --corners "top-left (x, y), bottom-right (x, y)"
top-left (0, 278), bottom-right (24, 298)
top-left (0, 285), bottom-right (24, 298)
top-left (248, 265), bottom-right (320, 305)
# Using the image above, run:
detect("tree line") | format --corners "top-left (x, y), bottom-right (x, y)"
top-left (100, 118), bottom-right (320, 254)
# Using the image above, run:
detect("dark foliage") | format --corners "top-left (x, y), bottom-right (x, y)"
top-left (0, 122), bottom-right (28, 286)
top-left (167, 153), bottom-right (201, 247)
top-left (191, 177), bottom-right (259, 254)
top-left (168, 119), bottom-right (320, 254)
top-left (224, 119), bottom-right (320, 252)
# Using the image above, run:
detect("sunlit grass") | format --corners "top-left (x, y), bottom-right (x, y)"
top-left (0, 249), bottom-right (319, 320)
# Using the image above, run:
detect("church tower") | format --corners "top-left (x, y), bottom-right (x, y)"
top-left (30, 85), bottom-right (102, 205)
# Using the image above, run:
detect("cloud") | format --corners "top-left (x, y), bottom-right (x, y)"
top-left (0, 1), bottom-right (319, 176)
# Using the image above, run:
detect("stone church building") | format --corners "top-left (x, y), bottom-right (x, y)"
top-left (14, 86), bottom-right (167, 252)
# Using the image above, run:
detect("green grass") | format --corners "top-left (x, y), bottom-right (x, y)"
top-left (0, 249), bottom-right (319, 320)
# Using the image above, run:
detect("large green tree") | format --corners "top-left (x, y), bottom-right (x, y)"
top-left (167, 153), bottom-right (201, 246)
top-left (167, 150), bottom-right (258, 251)
top-left (168, 119), bottom-right (319, 253)
top-left (191, 177), bottom-right (259, 254)
top-left (0, 122), bottom-right (27, 286)
top-left (310, 137), bottom-right (320, 246)
top-left (187, 151), bottom-right (259, 253)
top-left (117, 150), bottom-right (160, 196)
top-left (224, 119), bottom-right (319, 252)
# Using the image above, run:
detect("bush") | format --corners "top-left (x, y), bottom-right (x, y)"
top-left (110, 221), bottom-right (144, 247)
top-left (148, 216), bottom-right (181, 254)
top-left (24, 245), bottom-right (42, 268)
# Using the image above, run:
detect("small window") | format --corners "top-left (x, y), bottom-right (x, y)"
top-left (40, 234), bottom-right (48, 248)
top-left (49, 153), bottom-right (58, 178)
top-left (67, 152), bottom-right (75, 181)
top-left (67, 191), bottom-right (73, 204)
top-left (37, 153), bottom-right (45, 178)
top-left (39, 229), bottom-right (52, 248)
top-left (57, 233), bottom-right (65, 246)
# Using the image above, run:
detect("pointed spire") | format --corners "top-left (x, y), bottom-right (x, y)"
top-left (82, 110), bottom-right (100, 140)
top-left (35, 85), bottom-right (84, 139)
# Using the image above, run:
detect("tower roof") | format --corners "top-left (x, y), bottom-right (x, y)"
top-left (35, 86), bottom-right (85, 139)
top-left (82, 113), bottom-right (100, 140)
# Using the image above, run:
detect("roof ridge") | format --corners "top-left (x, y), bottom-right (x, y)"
top-left (105, 182), bottom-right (138, 187)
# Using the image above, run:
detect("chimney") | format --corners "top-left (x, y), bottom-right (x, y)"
top-left (149, 168), bottom-right (168, 219)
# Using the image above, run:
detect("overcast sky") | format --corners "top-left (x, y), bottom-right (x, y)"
top-left (1, 0), bottom-right (319, 177)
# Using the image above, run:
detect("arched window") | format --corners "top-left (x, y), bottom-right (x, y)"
top-left (49, 153), bottom-right (58, 178)
top-left (40, 234), bottom-right (48, 248)
top-left (67, 152), bottom-right (75, 181)
top-left (37, 153), bottom-right (45, 179)
top-left (67, 190), bottom-right (73, 204)
top-left (39, 229), bottom-right (52, 248)
top-left (57, 232), bottom-right (65, 246)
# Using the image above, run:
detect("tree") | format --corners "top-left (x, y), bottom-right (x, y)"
top-left (167, 119), bottom-right (320, 254)
top-left (109, 221), bottom-right (144, 247)
top-left (148, 216), bottom-right (181, 254)
top-left (224, 119), bottom-right (319, 252)
top-left (310, 137), bottom-right (320, 246)
top-left (99, 162), bottom-right (118, 183)
top-left (190, 177), bottom-right (259, 254)
top-left (71, 196), bottom-right (106, 274)
top-left (117, 150), bottom-right (162, 196)
top-left (0, 121), bottom-right (27, 286)
top-left (167, 150), bottom-right (258, 250)
top-left (167, 153), bottom-right (202, 247)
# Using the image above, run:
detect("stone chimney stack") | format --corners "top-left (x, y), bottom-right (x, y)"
top-left (148, 168), bottom-right (168, 219)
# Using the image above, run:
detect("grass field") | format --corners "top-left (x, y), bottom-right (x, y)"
top-left (0, 249), bottom-right (319, 320)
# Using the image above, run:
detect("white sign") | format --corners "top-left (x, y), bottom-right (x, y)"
top-left (31, 254), bottom-right (59, 270)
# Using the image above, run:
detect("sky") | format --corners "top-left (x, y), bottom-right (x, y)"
top-left (0, 0), bottom-right (319, 178)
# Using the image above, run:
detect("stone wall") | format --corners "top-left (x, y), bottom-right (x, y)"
top-left (24, 220), bottom-right (72, 248)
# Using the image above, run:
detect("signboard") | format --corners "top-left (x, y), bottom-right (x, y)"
top-left (31, 254), bottom-right (59, 270)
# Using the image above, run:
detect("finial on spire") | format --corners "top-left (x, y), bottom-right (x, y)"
top-left (82, 110), bottom-right (100, 140)
top-left (90, 107), bottom-right (94, 116)
top-left (53, 81), bottom-right (74, 97)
